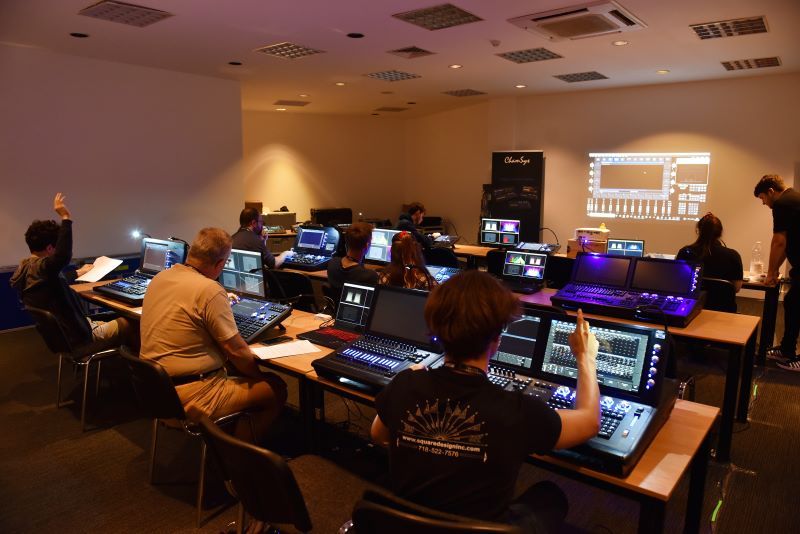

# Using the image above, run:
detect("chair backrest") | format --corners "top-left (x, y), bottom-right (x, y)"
top-left (485, 249), bottom-right (506, 277)
top-left (270, 271), bottom-right (318, 312)
top-left (423, 248), bottom-right (460, 268)
top-left (119, 347), bottom-right (187, 421)
top-left (198, 416), bottom-right (313, 531)
top-left (25, 306), bottom-right (75, 354)
top-left (321, 283), bottom-right (341, 313)
top-left (352, 489), bottom-right (521, 534)
top-left (701, 277), bottom-right (737, 313)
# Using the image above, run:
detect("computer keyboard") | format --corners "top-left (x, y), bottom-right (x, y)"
top-left (231, 299), bottom-right (292, 343)
top-left (283, 253), bottom-right (331, 271)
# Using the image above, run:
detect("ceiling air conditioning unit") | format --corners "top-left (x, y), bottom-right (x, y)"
top-left (508, 1), bottom-right (646, 41)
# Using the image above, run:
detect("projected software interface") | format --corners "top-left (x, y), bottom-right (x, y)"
top-left (366, 229), bottom-right (400, 263)
top-left (220, 249), bottom-right (264, 298)
top-left (587, 153), bottom-right (710, 221)
top-left (503, 251), bottom-right (547, 280)
top-left (606, 239), bottom-right (645, 258)
top-left (480, 218), bottom-right (520, 246)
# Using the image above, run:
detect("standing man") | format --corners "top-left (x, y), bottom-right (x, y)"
top-left (754, 174), bottom-right (800, 370)
top-left (396, 202), bottom-right (433, 251)
top-left (140, 227), bottom-right (287, 440)
top-left (232, 207), bottom-right (291, 270)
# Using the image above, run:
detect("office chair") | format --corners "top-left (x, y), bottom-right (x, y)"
top-left (349, 489), bottom-right (521, 533)
top-left (119, 348), bottom-right (256, 528)
top-left (543, 254), bottom-right (575, 290)
top-left (701, 277), bottom-right (738, 313)
top-left (199, 416), bottom-right (373, 533)
top-left (25, 306), bottom-right (118, 432)
top-left (266, 270), bottom-right (319, 313)
top-left (322, 283), bottom-right (341, 312)
top-left (423, 247), bottom-right (460, 269)
top-left (485, 249), bottom-right (506, 277)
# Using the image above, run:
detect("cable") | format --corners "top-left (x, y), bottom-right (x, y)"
top-left (540, 226), bottom-right (560, 246)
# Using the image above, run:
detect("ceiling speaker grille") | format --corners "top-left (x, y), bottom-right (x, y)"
top-left (365, 70), bottom-right (421, 82)
top-left (721, 57), bottom-right (781, 71)
top-left (554, 71), bottom-right (608, 83)
top-left (273, 100), bottom-right (310, 107)
top-left (442, 89), bottom-right (486, 97)
top-left (388, 46), bottom-right (436, 59)
top-left (79, 1), bottom-right (172, 27)
top-left (690, 16), bottom-right (767, 39)
top-left (374, 107), bottom-right (409, 112)
top-left (256, 42), bottom-right (324, 59)
top-left (393, 3), bottom-right (482, 31)
top-left (497, 47), bottom-right (563, 64)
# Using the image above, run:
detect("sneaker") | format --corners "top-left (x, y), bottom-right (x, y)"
top-left (766, 347), bottom-right (793, 363)
top-left (777, 357), bottom-right (800, 372)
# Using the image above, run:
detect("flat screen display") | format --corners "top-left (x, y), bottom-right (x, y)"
top-left (365, 229), bottom-right (400, 263)
top-left (140, 238), bottom-right (187, 274)
top-left (490, 315), bottom-right (542, 372)
top-left (367, 286), bottom-right (431, 347)
top-left (630, 258), bottom-right (699, 295)
top-left (606, 239), bottom-right (645, 258)
top-left (480, 218), bottom-right (520, 246)
top-left (336, 283), bottom-right (376, 329)
top-left (572, 254), bottom-right (632, 287)
top-left (219, 248), bottom-right (265, 298)
top-left (502, 251), bottom-right (547, 280)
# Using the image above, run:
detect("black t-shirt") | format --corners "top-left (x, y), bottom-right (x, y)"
top-left (374, 367), bottom-right (562, 521)
top-left (231, 227), bottom-right (277, 269)
top-left (326, 256), bottom-right (378, 290)
top-left (772, 188), bottom-right (800, 276)
top-left (676, 243), bottom-right (743, 282)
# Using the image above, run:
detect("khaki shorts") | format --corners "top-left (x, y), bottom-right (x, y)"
top-left (78, 318), bottom-right (122, 354)
top-left (175, 369), bottom-right (286, 421)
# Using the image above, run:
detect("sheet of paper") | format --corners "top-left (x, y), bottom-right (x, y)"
top-left (75, 256), bottom-right (124, 283)
top-left (252, 340), bottom-right (321, 360)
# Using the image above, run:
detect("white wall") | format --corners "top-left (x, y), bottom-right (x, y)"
top-left (241, 112), bottom-right (407, 224)
top-left (404, 73), bottom-right (800, 264)
top-left (0, 44), bottom-right (243, 266)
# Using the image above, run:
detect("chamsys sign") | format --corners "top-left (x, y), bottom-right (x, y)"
top-left (492, 151), bottom-right (544, 184)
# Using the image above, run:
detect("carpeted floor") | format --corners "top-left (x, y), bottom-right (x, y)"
top-left (1, 321), bottom-right (799, 533)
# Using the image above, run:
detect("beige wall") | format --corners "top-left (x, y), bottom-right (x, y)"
top-left (242, 112), bottom-right (406, 224)
top-left (404, 73), bottom-right (800, 264)
top-left (0, 44), bottom-right (243, 266)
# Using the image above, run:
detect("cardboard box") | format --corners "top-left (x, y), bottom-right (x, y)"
top-left (567, 238), bottom-right (607, 258)
top-left (575, 226), bottom-right (611, 242)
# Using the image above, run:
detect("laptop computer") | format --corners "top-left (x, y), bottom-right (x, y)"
top-left (220, 248), bottom-right (292, 343)
top-left (501, 250), bottom-right (548, 294)
top-left (96, 237), bottom-right (188, 305)
top-left (606, 239), bottom-right (645, 257)
top-left (297, 282), bottom-right (376, 349)
top-left (426, 265), bottom-right (461, 283)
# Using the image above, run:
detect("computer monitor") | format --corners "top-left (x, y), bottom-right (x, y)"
top-left (336, 283), bottom-right (376, 330)
top-left (293, 226), bottom-right (339, 255)
top-left (219, 248), bottom-right (265, 299)
top-left (607, 239), bottom-right (645, 258)
top-left (139, 238), bottom-right (187, 276)
top-left (629, 257), bottom-right (702, 297)
top-left (490, 312), bottom-right (544, 373)
top-left (502, 251), bottom-right (547, 281)
top-left (366, 285), bottom-right (436, 350)
top-left (365, 229), bottom-right (400, 263)
top-left (265, 211), bottom-right (296, 229)
top-left (311, 207), bottom-right (352, 226)
top-left (571, 253), bottom-right (633, 288)
top-left (480, 218), bottom-right (521, 247)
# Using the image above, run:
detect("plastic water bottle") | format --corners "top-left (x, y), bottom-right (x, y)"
top-left (750, 241), bottom-right (764, 276)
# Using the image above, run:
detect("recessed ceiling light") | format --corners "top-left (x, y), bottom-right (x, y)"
top-left (449, 64), bottom-right (463, 69)
top-left (335, 82), bottom-right (346, 86)
top-left (275, 108), bottom-right (287, 111)
top-left (612, 40), bottom-right (629, 46)
top-left (347, 32), bottom-right (365, 39)
top-left (656, 69), bottom-right (670, 74)
top-left (228, 61), bottom-right (242, 66)
top-left (515, 84), bottom-right (527, 88)
top-left (299, 93), bottom-right (309, 98)
top-left (70, 32), bottom-right (89, 38)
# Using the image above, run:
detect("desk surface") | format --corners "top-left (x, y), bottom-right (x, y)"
top-left (453, 244), bottom-right (493, 257)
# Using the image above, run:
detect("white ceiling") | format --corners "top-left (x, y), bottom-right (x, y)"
top-left (1, 0), bottom-right (798, 118)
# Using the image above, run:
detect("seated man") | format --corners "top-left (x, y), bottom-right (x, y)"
top-left (11, 193), bottom-right (131, 351)
top-left (140, 227), bottom-right (287, 440)
top-left (371, 271), bottom-right (600, 532)
top-left (396, 201), bottom-right (433, 251)
top-left (327, 221), bottom-right (378, 290)
top-left (232, 207), bottom-right (291, 270)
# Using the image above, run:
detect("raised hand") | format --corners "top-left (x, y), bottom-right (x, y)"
top-left (53, 193), bottom-right (71, 220)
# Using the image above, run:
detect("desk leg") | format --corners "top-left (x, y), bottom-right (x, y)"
top-left (758, 284), bottom-right (780, 367)
top-left (716, 345), bottom-right (741, 463)
top-left (737, 332), bottom-right (757, 422)
top-left (685, 432), bottom-right (711, 534)
top-left (299, 378), bottom-right (315, 454)
top-left (638, 497), bottom-right (665, 534)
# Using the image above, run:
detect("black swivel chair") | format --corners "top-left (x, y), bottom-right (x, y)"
top-left (266, 270), bottom-right (319, 313)
top-left (423, 247), bottom-right (460, 269)
top-left (119, 348), bottom-right (255, 528)
top-left (321, 283), bottom-right (341, 313)
top-left (25, 306), bottom-right (118, 432)
top-left (701, 277), bottom-right (738, 313)
top-left (350, 489), bottom-right (521, 534)
top-left (485, 249), bottom-right (506, 277)
top-left (198, 416), bottom-right (374, 533)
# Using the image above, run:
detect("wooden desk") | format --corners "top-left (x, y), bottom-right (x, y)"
top-left (519, 288), bottom-right (757, 463)
top-left (305, 368), bottom-right (717, 534)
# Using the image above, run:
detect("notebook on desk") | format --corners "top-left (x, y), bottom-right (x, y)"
top-left (297, 282), bottom-right (376, 349)
top-left (95, 238), bottom-right (188, 305)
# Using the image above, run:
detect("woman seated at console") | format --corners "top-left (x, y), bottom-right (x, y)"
top-left (371, 271), bottom-right (600, 532)
top-left (676, 212), bottom-right (743, 311)
top-left (377, 231), bottom-right (436, 291)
